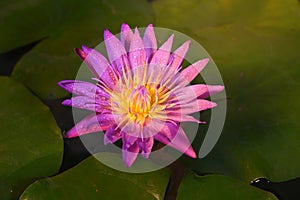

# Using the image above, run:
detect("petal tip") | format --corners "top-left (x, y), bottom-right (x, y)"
top-left (134, 27), bottom-right (140, 36)
top-left (211, 101), bottom-right (218, 108)
top-left (104, 29), bottom-right (113, 39)
top-left (74, 48), bottom-right (86, 60)
top-left (121, 23), bottom-right (131, 32)
top-left (123, 150), bottom-right (136, 167)
top-left (58, 80), bottom-right (74, 93)
top-left (202, 58), bottom-right (210, 64)
top-left (167, 34), bottom-right (175, 43)
top-left (185, 146), bottom-right (197, 158)
top-left (61, 99), bottom-right (71, 106)
top-left (103, 135), bottom-right (111, 145)
top-left (57, 80), bottom-right (66, 88)
top-left (217, 85), bottom-right (225, 92)
top-left (82, 45), bottom-right (92, 54)
top-left (64, 128), bottom-right (78, 138)
top-left (182, 40), bottom-right (191, 48)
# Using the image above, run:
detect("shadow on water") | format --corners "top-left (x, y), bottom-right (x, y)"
top-left (252, 177), bottom-right (300, 200)
top-left (0, 39), bottom-right (42, 76)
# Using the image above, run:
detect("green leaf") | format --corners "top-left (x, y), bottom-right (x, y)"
top-left (11, 0), bottom-right (154, 99)
top-left (177, 172), bottom-right (278, 200)
top-left (0, 0), bottom-right (86, 53)
top-left (152, 0), bottom-right (300, 182)
top-left (19, 153), bottom-right (170, 200)
top-left (0, 77), bottom-right (63, 199)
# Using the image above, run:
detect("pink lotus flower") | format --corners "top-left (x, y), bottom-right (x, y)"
top-left (59, 23), bottom-right (224, 167)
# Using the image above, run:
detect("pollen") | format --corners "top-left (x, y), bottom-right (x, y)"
top-left (128, 85), bottom-right (151, 125)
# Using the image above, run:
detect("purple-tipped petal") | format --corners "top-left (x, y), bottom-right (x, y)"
top-left (170, 126), bottom-right (197, 158)
top-left (104, 125), bottom-right (122, 145)
top-left (179, 58), bottom-right (209, 86)
top-left (166, 114), bottom-right (203, 123)
top-left (82, 45), bottom-right (92, 54)
top-left (198, 85), bottom-right (225, 99)
top-left (74, 48), bottom-right (87, 60)
top-left (167, 99), bottom-right (217, 115)
top-left (171, 84), bottom-right (224, 104)
top-left (154, 122), bottom-right (178, 142)
top-left (104, 30), bottom-right (130, 74)
top-left (65, 114), bottom-right (114, 138)
top-left (121, 23), bottom-right (134, 51)
top-left (183, 84), bottom-right (224, 100)
top-left (58, 80), bottom-right (109, 100)
top-left (122, 134), bottom-right (140, 167)
top-left (80, 46), bottom-right (118, 89)
top-left (137, 137), bottom-right (154, 158)
top-left (129, 30), bottom-right (146, 69)
top-left (62, 96), bottom-right (107, 113)
top-left (122, 143), bottom-right (139, 167)
top-left (149, 34), bottom-right (174, 68)
top-left (123, 133), bottom-right (138, 148)
top-left (104, 30), bottom-right (127, 62)
top-left (154, 123), bottom-right (196, 158)
top-left (169, 40), bottom-right (191, 71)
top-left (143, 24), bottom-right (157, 61)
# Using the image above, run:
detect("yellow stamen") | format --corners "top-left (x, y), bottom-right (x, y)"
top-left (110, 67), bottom-right (172, 129)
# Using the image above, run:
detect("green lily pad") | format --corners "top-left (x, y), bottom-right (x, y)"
top-left (151, 0), bottom-right (300, 182)
top-left (177, 172), bottom-right (278, 200)
top-left (19, 153), bottom-right (170, 200)
top-left (0, 77), bottom-right (63, 199)
top-left (0, 0), bottom-right (86, 53)
top-left (11, 0), bottom-right (154, 99)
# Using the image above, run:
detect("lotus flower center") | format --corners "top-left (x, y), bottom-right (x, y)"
top-left (128, 85), bottom-right (152, 124)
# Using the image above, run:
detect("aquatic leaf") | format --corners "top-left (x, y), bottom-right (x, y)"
top-left (0, 77), bottom-right (63, 199)
top-left (19, 153), bottom-right (170, 200)
top-left (177, 172), bottom-right (278, 200)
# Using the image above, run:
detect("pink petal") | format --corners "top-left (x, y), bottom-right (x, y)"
top-left (62, 96), bottom-right (107, 113)
top-left (169, 40), bottom-right (191, 71)
top-left (166, 113), bottom-right (203, 123)
top-left (153, 122), bottom-right (181, 144)
top-left (167, 99), bottom-right (217, 115)
top-left (104, 125), bottom-right (122, 145)
top-left (122, 133), bottom-right (138, 148)
top-left (149, 34), bottom-right (174, 68)
top-left (58, 80), bottom-right (109, 100)
top-left (129, 29), bottom-right (146, 69)
top-left (137, 137), bottom-right (154, 158)
top-left (172, 84), bottom-right (224, 103)
top-left (104, 30), bottom-right (130, 74)
top-left (154, 123), bottom-right (196, 158)
top-left (80, 46), bottom-right (118, 89)
top-left (120, 23), bottom-right (134, 52)
top-left (65, 114), bottom-right (114, 138)
top-left (122, 143), bottom-right (139, 167)
top-left (122, 134), bottom-right (139, 167)
top-left (197, 85), bottom-right (225, 99)
top-left (178, 58), bottom-right (209, 86)
top-left (143, 24), bottom-right (157, 61)
top-left (74, 48), bottom-right (87, 60)
top-left (169, 127), bottom-right (197, 158)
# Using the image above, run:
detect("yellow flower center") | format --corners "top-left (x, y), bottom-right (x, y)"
top-left (107, 66), bottom-right (174, 130)
top-left (128, 85), bottom-right (158, 125)
top-left (129, 85), bottom-right (150, 114)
